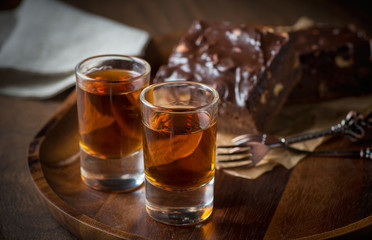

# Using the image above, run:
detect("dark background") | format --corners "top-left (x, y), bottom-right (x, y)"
top-left (63, 0), bottom-right (372, 36)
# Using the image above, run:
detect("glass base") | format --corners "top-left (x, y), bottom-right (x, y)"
top-left (145, 177), bottom-right (214, 226)
top-left (80, 147), bottom-right (144, 192)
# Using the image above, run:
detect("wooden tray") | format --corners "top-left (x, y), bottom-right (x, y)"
top-left (27, 88), bottom-right (372, 239)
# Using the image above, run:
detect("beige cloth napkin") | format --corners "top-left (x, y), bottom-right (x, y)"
top-left (217, 94), bottom-right (372, 179)
top-left (0, 0), bottom-right (149, 99)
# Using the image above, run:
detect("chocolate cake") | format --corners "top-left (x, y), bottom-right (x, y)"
top-left (287, 23), bottom-right (372, 103)
top-left (153, 20), bottom-right (301, 134)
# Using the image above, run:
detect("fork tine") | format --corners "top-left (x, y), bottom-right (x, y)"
top-left (217, 155), bottom-right (252, 163)
top-left (217, 142), bottom-right (252, 165)
top-left (217, 145), bottom-right (239, 149)
top-left (217, 160), bottom-right (255, 169)
top-left (217, 144), bottom-right (249, 148)
top-left (217, 149), bottom-right (252, 156)
top-left (231, 134), bottom-right (252, 143)
top-left (219, 164), bottom-right (254, 169)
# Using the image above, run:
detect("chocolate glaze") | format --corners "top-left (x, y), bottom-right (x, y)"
top-left (154, 20), bottom-right (300, 134)
top-left (157, 21), bottom-right (289, 106)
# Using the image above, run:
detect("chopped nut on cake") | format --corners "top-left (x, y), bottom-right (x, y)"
top-left (286, 22), bottom-right (372, 103)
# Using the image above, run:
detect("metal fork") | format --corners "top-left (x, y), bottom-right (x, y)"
top-left (217, 111), bottom-right (372, 168)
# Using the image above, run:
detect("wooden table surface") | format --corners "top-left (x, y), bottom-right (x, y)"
top-left (1, 0), bottom-right (371, 239)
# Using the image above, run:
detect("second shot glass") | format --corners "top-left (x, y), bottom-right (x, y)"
top-left (75, 55), bottom-right (150, 192)
top-left (140, 81), bottom-right (219, 225)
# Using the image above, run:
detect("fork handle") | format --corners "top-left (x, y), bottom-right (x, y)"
top-left (284, 145), bottom-right (372, 159)
top-left (281, 128), bottom-right (337, 146)
top-left (282, 111), bottom-right (370, 146)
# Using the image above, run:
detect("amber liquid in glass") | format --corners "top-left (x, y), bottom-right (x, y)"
top-left (143, 111), bottom-right (216, 191)
top-left (77, 69), bottom-right (146, 159)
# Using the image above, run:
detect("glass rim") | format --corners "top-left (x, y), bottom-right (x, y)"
top-left (75, 54), bottom-right (151, 83)
top-left (140, 81), bottom-right (219, 113)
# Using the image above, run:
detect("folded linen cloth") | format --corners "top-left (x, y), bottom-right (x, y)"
top-left (0, 0), bottom-right (150, 98)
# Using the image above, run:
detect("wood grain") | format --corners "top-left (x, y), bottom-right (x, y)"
top-left (265, 138), bottom-right (372, 239)
top-left (0, 92), bottom-right (77, 239)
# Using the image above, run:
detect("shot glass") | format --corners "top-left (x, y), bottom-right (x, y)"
top-left (140, 81), bottom-right (219, 225)
top-left (75, 55), bottom-right (150, 191)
